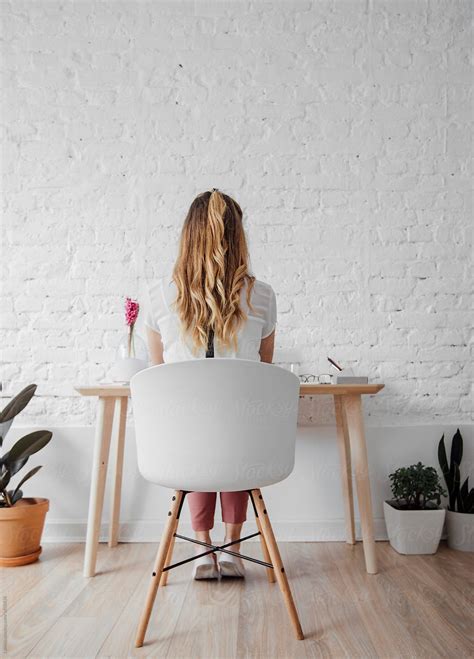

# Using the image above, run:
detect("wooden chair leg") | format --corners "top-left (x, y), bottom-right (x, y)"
top-left (255, 516), bottom-right (276, 583)
top-left (251, 489), bottom-right (304, 640)
top-left (160, 534), bottom-right (176, 586)
top-left (135, 490), bottom-right (184, 648)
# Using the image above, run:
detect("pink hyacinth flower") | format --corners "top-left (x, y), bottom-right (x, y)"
top-left (125, 297), bottom-right (140, 326)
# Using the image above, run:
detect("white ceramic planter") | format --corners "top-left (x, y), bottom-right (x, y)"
top-left (446, 510), bottom-right (474, 552)
top-left (383, 501), bottom-right (445, 555)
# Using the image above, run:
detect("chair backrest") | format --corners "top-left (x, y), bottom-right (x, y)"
top-left (130, 359), bottom-right (300, 492)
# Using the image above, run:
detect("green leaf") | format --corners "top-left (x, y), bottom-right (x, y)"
top-left (5, 430), bottom-right (52, 466)
top-left (0, 418), bottom-right (13, 448)
top-left (1, 452), bottom-right (29, 477)
top-left (6, 488), bottom-right (23, 505)
top-left (12, 465), bottom-right (42, 498)
top-left (0, 469), bottom-right (11, 490)
top-left (438, 435), bottom-right (450, 486)
top-left (459, 477), bottom-right (474, 515)
top-left (452, 463), bottom-right (461, 512)
top-left (450, 428), bottom-right (463, 469)
top-left (0, 385), bottom-right (37, 423)
top-left (10, 489), bottom-right (23, 504)
top-left (466, 489), bottom-right (474, 514)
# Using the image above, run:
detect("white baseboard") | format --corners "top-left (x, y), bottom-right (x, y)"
top-left (42, 518), bottom-right (389, 543)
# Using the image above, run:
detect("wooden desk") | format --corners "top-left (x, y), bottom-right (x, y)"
top-left (75, 382), bottom-right (384, 577)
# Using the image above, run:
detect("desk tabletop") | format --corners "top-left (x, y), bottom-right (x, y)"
top-left (74, 382), bottom-right (384, 397)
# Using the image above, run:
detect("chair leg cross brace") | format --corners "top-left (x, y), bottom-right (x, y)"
top-left (165, 532), bottom-right (273, 571)
top-left (135, 488), bottom-right (304, 648)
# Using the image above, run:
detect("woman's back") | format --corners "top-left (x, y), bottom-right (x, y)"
top-left (144, 188), bottom-right (277, 366)
top-left (145, 275), bottom-right (276, 363)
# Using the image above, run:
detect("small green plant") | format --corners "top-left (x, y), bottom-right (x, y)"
top-left (388, 462), bottom-right (447, 510)
top-left (438, 428), bottom-right (474, 514)
top-left (0, 385), bottom-right (52, 507)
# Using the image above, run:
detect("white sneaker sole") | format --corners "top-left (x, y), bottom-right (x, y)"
top-left (218, 560), bottom-right (245, 578)
top-left (193, 563), bottom-right (219, 580)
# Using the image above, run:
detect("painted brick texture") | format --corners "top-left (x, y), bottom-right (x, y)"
top-left (1, 0), bottom-right (472, 426)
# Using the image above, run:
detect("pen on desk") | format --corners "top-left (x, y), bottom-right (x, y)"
top-left (327, 356), bottom-right (343, 372)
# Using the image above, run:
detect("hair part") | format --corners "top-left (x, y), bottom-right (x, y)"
top-left (172, 189), bottom-right (255, 353)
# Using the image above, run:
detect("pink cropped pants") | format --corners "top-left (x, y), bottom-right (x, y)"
top-left (187, 491), bottom-right (249, 531)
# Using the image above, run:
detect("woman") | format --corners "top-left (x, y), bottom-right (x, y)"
top-left (144, 188), bottom-right (277, 580)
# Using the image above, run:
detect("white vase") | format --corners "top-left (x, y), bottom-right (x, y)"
top-left (110, 357), bottom-right (148, 383)
top-left (446, 510), bottom-right (474, 552)
top-left (110, 331), bottom-right (148, 383)
top-left (383, 501), bottom-right (445, 555)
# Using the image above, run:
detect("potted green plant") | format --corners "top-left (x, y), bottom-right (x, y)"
top-left (0, 384), bottom-right (52, 566)
top-left (438, 429), bottom-right (474, 552)
top-left (383, 462), bottom-right (446, 554)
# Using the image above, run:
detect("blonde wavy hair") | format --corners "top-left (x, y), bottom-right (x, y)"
top-left (172, 189), bottom-right (255, 353)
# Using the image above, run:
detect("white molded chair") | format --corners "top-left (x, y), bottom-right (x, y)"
top-left (130, 358), bottom-right (304, 647)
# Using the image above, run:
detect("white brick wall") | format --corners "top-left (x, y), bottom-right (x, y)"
top-left (1, 0), bottom-right (472, 427)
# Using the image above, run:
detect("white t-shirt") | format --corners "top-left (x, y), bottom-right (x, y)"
top-left (144, 276), bottom-right (277, 363)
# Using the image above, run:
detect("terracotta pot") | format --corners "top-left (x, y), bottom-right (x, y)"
top-left (0, 497), bottom-right (49, 566)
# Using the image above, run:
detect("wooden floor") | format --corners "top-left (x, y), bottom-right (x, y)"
top-left (2, 540), bottom-right (473, 658)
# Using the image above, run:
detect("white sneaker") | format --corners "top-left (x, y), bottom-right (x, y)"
top-left (192, 553), bottom-right (219, 580)
top-left (218, 549), bottom-right (246, 578)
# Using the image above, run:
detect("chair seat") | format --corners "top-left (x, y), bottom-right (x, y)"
top-left (138, 459), bottom-right (295, 492)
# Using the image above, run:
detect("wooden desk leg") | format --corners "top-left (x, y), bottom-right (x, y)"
top-left (342, 394), bottom-right (378, 575)
top-left (109, 396), bottom-right (128, 548)
top-left (334, 396), bottom-right (356, 545)
top-left (83, 396), bottom-right (115, 578)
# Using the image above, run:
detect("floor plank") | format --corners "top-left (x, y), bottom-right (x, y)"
top-left (236, 542), bottom-right (306, 659)
top-left (377, 544), bottom-right (474, 657)
top-left (2, 543), bottom-right (77, 611)
top-left (1, 541), bottom-right (472, 658)
top-left (3, 544), bottom-right (88, 656)
top-left (165, 545), bottom-right (243, 659)
top-left (291, 543), bottom-right (379, 658)
top-left (27, 543), bottom-right (153, 658)
top-left (99, 542), bottom-right (194, 657)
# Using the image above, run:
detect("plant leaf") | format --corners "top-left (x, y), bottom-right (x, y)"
top-left (0, 418), bottom-right (13, 448)
top-left (450, 427), bottom-right (463, 469)
top-left (12, 465), bottom-right (42, 498)
top-left (5, 430), bottom-right (52, 465)
top-left (459, 477), bottom-right (474, 515)
top-left (466, 487), bottom-right (474, 514)
top-left (0, 384), bottom-right (37, 423)
top-left (1, 451), bottom-right (29, 477)
top-left (0, 469), bottom-right (10, 490)
top-left (438, 435), bottom-right (450, 484)
top-left (11, 489), bottom-right (23, 504)
top-left (438, 434), bottom-right (457, 508)
top-left (8, 490), bottom-right (23, 506)
top-left (452, 462), bottom-right (461, 512)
